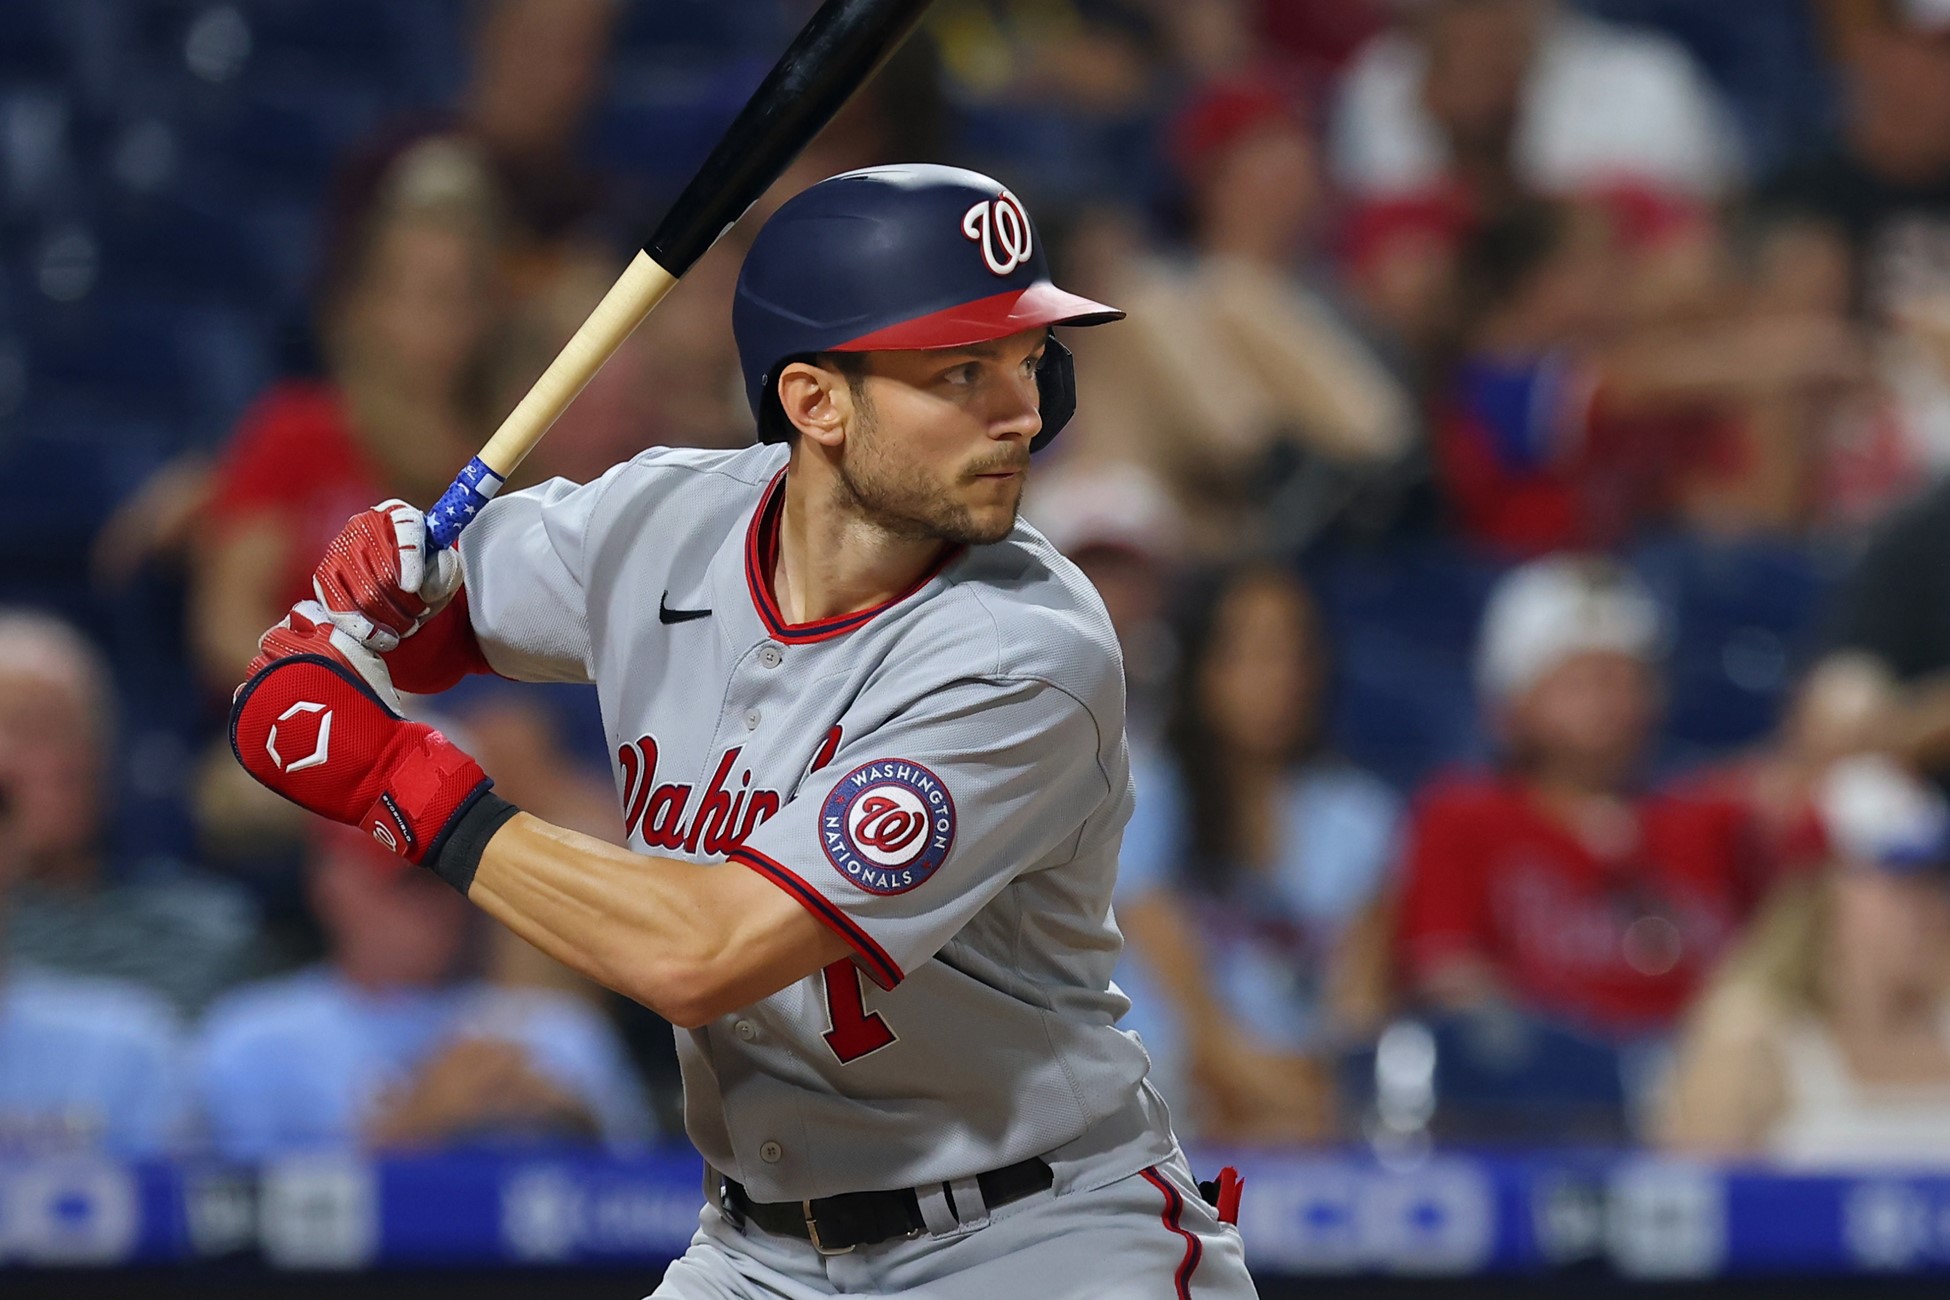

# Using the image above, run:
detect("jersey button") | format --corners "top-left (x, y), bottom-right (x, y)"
top-left (758, 645), bottom-right (782, 669)
top-left (743, 709), bottom-right (761, 731)
top-left (759, 1140), bottom-right (784, 1164)
top-left (734, 1019), bottom-right (757, 1042)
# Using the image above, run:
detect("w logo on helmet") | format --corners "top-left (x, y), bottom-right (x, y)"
top-left (961, 190), bottom-right (1033, 276)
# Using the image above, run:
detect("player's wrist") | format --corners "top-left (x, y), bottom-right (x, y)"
top-left (422, 789), bottom-right (521, 895)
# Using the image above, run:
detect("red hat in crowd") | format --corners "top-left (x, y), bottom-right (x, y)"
top-left (1168, 77), bottom-right (1310, 187)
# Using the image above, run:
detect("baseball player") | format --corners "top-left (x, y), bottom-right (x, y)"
top-left (231, 164), bottom-right (1257, 1298)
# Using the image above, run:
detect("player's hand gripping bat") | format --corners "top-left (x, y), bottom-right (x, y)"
top-left (421, 0), bottom-right (934, 551)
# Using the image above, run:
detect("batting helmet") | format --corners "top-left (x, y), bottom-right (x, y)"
top-left (733, 164), bottom-right (1123, 452)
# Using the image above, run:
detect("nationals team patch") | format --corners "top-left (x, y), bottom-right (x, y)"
top-left (820, 759), bottom-right (957, 895)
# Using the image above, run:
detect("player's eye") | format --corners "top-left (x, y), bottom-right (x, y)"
top-left (942, 363), bottom-right (981, 387)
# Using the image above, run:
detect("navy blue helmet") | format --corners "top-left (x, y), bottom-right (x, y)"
top-left (733, 164), bottom-right (1123, 451)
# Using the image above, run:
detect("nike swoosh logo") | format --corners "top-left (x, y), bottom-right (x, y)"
top-left (659, 593), bottom-right (712, 625)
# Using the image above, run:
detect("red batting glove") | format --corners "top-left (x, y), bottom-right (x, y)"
top-left (312, 499), bottom-right (463, 653)
top-left (233, 607), bottom-right (508, 875)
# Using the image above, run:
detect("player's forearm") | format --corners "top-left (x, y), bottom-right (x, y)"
top-left (464, 813), bottom-right (841, 1027)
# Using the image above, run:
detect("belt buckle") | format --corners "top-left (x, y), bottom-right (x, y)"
top-left (803, 1199), bottom-right (854, 1256)
top-left (715, 1172), bottom-right (745, 1231)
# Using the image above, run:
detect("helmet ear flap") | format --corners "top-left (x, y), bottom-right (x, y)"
top-left (1031, 333), bottom-right (1076, 453)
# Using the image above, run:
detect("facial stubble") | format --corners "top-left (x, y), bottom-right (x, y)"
top-left (832, 386), bottom-right (1023, 547)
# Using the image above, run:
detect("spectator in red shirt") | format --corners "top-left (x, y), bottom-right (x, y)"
top-left (1398, 555), bottom-right (1768, 1037)
top-left (1429, 198), bottom-right (1869, 556)
top-left (188, 136), bottom-right (507, 691)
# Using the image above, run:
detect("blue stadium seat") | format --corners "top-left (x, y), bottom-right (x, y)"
top-left (0, 402), bottom-right (171, 585)
top-left (1629, 534), bottom-right (1837, 767)
top-left (610, 1), bottom-right (790, 64)
top-left (1343, 1012), bottom-right (1632, 1146)
top-left (94, 192), bottom-right (272, 307)
top-left (183, 93), bottom-right (342, 204)
top-left (129, 0), bottom-right (418, 91)
top-left (23, 293), bottom-right (263, 438)
top-left (241, 0), bottom-right (413, 74)
top-left (593, 67), bottom-right (771, 193)
top-left (0, 1), bottom-right (71, 80)
top-left (233, 197), bottom-right (322, 311)
top-left (1308, 543), bottom-right (1502, 789)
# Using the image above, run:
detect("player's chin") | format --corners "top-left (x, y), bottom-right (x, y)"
top-left (940, 494), bottom-right (1019, 546)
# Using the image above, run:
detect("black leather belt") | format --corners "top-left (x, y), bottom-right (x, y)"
top-left (721, 1157), bottom-right (1053, 1254)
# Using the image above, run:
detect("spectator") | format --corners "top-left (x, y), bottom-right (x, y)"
top-left (0, 611), bottom-right (259, 1016)
top-left (329, 0), bottom-right (619, 312)
top-left (1331, 0), bottom-right (1742, 206)
top-left (1117, 563), bottom-right (1401, 1142)
top-left (189, 136), bottom-right (508, 691)
top-left (328, 0), bottom-right (752, 474)
top-left (0, 657), bottom-right (189, 1156)
top-left (1660, 756), bottom-right (1950, 1162)
top-left (463, 0), bottom-right (759, 468)
top-left (1022, 461), bottom-right (1185, 739)
top-left (1063, 79), bottom-right (1416, 555)
top-left (456, 0), bottom-right (618, 264)
top-left (1431, 199), bottom-right (1868, 555)
top-left (0, 855), bottom-right (187, 1156)
top-left (1398, 556), bottom-right (1768, 1039)
top-left (193, 826), bottom-right (653, 1159)
top-left (1797, 477), bottom-right (1950, 790)
top-left (1765, 3), bottom-right (1950, 330)
top-left (1755, 3), bottom-right (1950, 512)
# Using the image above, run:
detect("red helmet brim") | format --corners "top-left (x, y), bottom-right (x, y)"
top-left (829, 282), bottom-right (1123, 352)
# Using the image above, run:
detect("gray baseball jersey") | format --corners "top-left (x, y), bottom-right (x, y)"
top-left (457, 441), bottom-right (1175, 1203)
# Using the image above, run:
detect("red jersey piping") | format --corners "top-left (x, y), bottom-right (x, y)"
top-left (730, 846), bottom-right (904, 990)
top-left (742, 470), bottom-right (960, 645)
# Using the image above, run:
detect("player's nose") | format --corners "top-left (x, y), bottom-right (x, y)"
top-left (989, 367), bottom-right (1042, 444)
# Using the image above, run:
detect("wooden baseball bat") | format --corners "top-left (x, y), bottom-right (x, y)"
top-left (425, 0), bottom-right (934, 548)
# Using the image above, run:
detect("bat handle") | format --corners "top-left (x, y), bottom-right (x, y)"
top-left (425, 456), bottom-right (509, 551)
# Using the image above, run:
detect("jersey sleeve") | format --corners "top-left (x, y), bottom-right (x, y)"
top-left (729, 676), bottom-right (1114, 989)
top-left (457, 470), bottom-right (618, 684)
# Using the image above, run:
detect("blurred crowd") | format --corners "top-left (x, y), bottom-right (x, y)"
top-left (11, 0), bottom-right (1950, 1167)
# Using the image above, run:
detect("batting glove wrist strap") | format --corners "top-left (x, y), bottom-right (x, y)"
top-left (230, 654), bottom-right (508, 879)
top-left (425, 789), bottom-right (521, 895)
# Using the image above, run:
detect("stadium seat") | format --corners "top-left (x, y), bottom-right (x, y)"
top-left (593, 64), bottom-right (772, 192)
top-left (1629, 534), bottom-right (1836, 766)
top-left (610, 1), bottom-right (788, 64)
top-left (1343, 1012), bottom-right (1633, 1147)
top-left (0, 2), bottom-right (71, 81)
top-left (22, 291), bottom-right (272, 441)
top-left (1309, 543), bottom-right (1502, 789)
top-left (93, 192), bottom-right (273, 307)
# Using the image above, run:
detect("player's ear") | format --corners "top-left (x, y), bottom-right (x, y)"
top-left (776, 361), bottom-right (849, 450)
